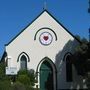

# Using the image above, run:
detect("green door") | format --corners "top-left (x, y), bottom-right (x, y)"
top-left (40, 60), bottom-right (53, 90)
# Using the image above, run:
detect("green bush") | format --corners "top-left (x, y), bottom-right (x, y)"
top-left (11, 82), bottom-right (26, 90)
top-left (17, 70), bottom-right (36, 86)
top-left (17, 75), bottom-right (30, 85)
top-left (18, 70), bottom-right (28, 75)
top-left (0, 62), bottom-right (36, 90)
top-left (0, 80), bottom-right (11, 90)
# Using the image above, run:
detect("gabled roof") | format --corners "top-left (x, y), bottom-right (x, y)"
top-left (5, 10), bottom-right (81, 46)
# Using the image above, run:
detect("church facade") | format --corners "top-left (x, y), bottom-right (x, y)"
top-left (4, 10), bottom-right (84, 89)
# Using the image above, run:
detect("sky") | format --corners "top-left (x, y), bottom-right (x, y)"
top-left (0, 0), bottom-right (90, 57)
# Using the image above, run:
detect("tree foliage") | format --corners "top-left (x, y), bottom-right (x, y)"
top-left (72, 36), bottom-right (90, 76)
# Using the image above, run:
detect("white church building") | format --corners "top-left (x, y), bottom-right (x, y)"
top-left (3, 10), bottom-right (85, 89)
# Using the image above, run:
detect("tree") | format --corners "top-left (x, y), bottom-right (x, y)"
top-left (0, 61), bottom-right (12, 90)
top-left (72, 36), bottom-right (90, 89)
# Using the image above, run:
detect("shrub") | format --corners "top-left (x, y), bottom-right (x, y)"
top-left (17, 70), bottom-right (36, 88)
top-left (11, 81), bottom-right (26, 90)
top-left (17, 75), bottom-right (30, 85)
top-left (0, 80), bottom-right (11, 90)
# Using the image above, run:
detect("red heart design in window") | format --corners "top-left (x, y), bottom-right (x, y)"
top-left (43, 36), bottom-right (48, 41)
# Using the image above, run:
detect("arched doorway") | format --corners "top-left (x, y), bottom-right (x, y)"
top-left (38, 57), bottom-right (56, 90)
top-left (20, 55), bottom-right (27, 70)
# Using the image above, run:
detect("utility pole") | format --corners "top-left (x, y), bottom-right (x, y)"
top-left (87, 1), bottom-right (90, 89)
top-left (88, 0), bottom-right (90, 42)
top-left (89, 28), bottom-right (90, 42)
top-left (88, 0), bottom-right (90, 13)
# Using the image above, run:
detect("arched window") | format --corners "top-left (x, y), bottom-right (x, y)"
top-left (64, 53), bottom-right (73, 82)
top-left (17, 52), bottom-right (30, 70)
top-left (20, 55), bottom-right (27, 70)
top-left (66, 55), bottom-right (72, 82)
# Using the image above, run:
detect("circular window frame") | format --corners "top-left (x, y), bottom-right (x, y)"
top-left (39, 32), bottom-right (53, 46)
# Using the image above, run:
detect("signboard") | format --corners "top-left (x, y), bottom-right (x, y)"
top-left (6, 67), bottom-right (17, 75)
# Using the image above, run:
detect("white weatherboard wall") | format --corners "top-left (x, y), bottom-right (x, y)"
top-left (5, 11), bottom-right (84, 89)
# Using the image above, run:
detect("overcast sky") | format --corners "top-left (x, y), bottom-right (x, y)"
top-left (0, 0), bottom-right (90, 57)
